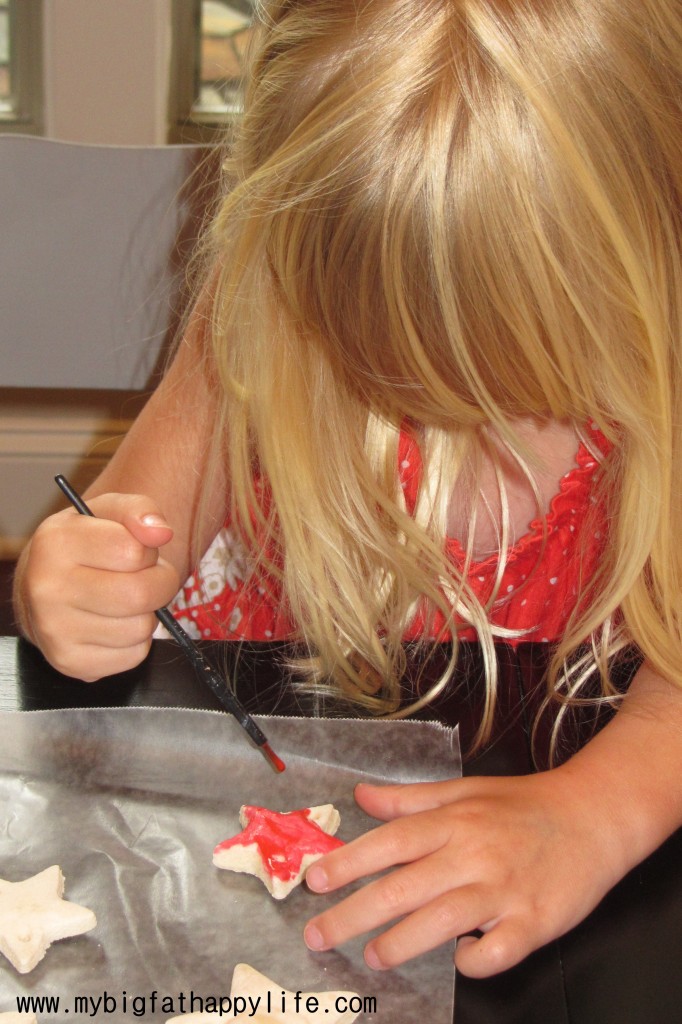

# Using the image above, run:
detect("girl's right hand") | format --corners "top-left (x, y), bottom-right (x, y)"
top-left (13, 493), bottom-right (181, 682)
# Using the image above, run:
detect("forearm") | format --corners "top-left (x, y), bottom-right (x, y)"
top-left (83, 323), bottom-right (227, 583)
top-left (555, 660), bottom-right (682, 875)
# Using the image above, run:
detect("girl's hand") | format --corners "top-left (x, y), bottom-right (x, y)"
top-left (304, 771), bottom-right (629, 978)
top-left (14, 493), bottom-right (180, 682)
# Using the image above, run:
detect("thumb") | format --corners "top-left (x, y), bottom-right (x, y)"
top-left (123, 510), bottom-right (174, 549)
top-left (83, 493), bottom-right (174, 549)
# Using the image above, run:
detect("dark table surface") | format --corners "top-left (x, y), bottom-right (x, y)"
top-left (1, 635), bottom-right (680, 1024)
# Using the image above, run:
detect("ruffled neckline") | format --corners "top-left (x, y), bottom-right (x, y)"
top-left (443, 423), bottom-right (607, 574)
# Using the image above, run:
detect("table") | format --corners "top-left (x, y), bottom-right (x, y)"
top-left (1, 636), bottom-right (680, 1023)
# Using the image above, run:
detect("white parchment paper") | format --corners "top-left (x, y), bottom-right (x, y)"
top-left (0, 709), bottom-right (460, 1022)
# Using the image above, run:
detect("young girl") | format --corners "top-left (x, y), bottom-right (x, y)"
top-left (13, 0), bottom-right (682, 980)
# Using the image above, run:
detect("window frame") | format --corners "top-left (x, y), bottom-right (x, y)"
top-left (0, 0), bottom-right (43, 135)
top-left (168, 0), bottom-right (252, 144)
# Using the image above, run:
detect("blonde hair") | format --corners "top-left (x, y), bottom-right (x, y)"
top-left (193, 0), bottom-right (682, 755)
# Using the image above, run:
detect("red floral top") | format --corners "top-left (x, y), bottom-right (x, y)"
top-left (168, 425), bottom-right (609, 646)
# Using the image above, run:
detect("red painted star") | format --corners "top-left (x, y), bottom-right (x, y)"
top-left (213, 804), bottom-right (344, 899)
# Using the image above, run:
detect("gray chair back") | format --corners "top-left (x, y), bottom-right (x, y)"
top-left (1, 135), bottom-right (218, 390)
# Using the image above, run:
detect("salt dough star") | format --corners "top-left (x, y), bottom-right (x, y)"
top-left (167, 963), bottom-right (361, 1023)
top-left (0, 865), bottom-right (97, 974)
top-left (213, 804), bottom-right (343, 899)
top-left (0, 1015), bottom-right (38, 1023)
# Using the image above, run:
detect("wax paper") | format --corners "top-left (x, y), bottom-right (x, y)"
top-left (0, 709), bottom-right (459, 1022)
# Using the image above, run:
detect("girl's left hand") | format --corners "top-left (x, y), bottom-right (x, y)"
top-left (303, 772), bottom-right (630, 978)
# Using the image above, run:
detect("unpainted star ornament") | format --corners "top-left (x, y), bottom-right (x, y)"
top-left (0, 865), bottom-right (96, 974)
top-left (167, 963), bottom-right (361, 1023)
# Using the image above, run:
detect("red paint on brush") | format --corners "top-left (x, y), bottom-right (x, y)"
top-left (262, 743), bottom-right (286, 773)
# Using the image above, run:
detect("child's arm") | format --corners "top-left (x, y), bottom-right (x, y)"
top-left (12, 308), bottom-right (228, 682)
top-left (304, 660), bottom-right (682, 978)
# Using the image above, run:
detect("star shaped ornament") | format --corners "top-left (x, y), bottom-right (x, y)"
top-left (0, 1015), bottom-right (38, 1023)
top-left (167, 962), bottom-right (362, 1023)
top-left (0, 865), bottom-right (96, 974)
top-left (213, 804), bottom-right (344, 899)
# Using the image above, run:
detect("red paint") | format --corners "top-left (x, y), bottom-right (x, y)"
top-left (261, 744), bottom-right (286, 773)
top-left (214, 806), bottom-right (343, 882)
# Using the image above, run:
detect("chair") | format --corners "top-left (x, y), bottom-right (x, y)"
top-left (1, 135), bottom-right (218, 389)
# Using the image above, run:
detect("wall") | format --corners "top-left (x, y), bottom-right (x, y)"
top-left (0, 391), bottom-right (148, 558)
top-left (43, 0), bottom-right (172, 145)
top-left (2, 1), bottom-right (173, 555)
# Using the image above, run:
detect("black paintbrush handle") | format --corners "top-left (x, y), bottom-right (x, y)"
top-left (153, 605), bottom-right (268, 745)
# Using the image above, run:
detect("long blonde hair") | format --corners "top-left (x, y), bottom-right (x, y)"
top-left (194, 0), bottom-right (682, 754)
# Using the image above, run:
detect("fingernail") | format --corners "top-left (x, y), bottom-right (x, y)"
top-left (140, 514), bottom-right (167, 528)
top-left (304, 925), bottom-right (326, 951)
top-left (365, 945), bottom-right (386, 971)
top-left (306, 865), bottom-right (329, 892)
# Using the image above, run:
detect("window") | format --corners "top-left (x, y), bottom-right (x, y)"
top-left (0, 0), bottom-right (9, 113)
top-left (0, 0), bottom-right (42, 134)
top-left (170, 0), bottom-right (255, 143)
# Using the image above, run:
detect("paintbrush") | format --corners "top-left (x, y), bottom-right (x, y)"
top-left (54, 475), bottom-right (285, 774)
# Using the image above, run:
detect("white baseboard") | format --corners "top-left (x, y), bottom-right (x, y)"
top-left (0, 397), bottom-right (138, 558)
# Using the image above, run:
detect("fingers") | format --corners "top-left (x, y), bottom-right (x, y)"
top-left (35, 517), bottom-right (156, 580)
top-left (306, 847), bottom-right (537, 979)
top-left (363, 885), bottom-right (495, 971)
top-left (304, 812), bottom-right (463, 959)
top-left (19, 492), bottom-right (181, 681)
top-left (305, 857), bottom-right (544, 980)
top-left (306, 855), bottom-right (450, 947)
top-left (29, 519), bottom-right (179, 624)
top-left (305, 842), bottom-right (489, 960)
top-left (353, 779), bottom-right (466, 821)
top-left (306, 810), bottom-right (452, 897)
top-left (308, 887), bottom-right (540, 981)
top-left (63, 559), bottom-right (178, 617)
top-left (303, 774), bottom-right (597, 978)
top-left (55, 637), bottom-right (157, 683)
top-left (43, 606), bottom-right (159, 647)
top-left (454, 918), bottom-right (535, 978)
top-left (31, 594), bottom-right (171, 682)
top-left (31, 494), bottom-right (173, 575)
